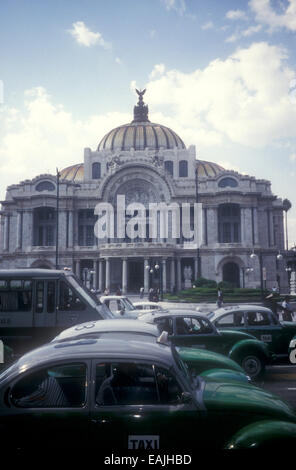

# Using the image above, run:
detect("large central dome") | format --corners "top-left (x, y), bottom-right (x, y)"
top-left (98, 89), bottom-right (186, 152)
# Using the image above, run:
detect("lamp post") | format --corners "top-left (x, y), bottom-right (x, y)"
top-left (241, 267), bottom-right (253, 288)
top-left (55, 168), bottom-right (60, 269)
top-left (195, 164), bottom-right (201, 278)
top-left (250, 251), bottom-right (264, 300)
top-left (145, 261), bottom-right (163, 301)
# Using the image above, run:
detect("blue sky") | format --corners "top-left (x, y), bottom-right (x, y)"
top-left (1, 0), bottom-right (296, 245)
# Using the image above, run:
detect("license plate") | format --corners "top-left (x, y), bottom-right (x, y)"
top-left (261, 334), bottom-right (272, 343)
top-left (128, 435), bottom-right (159, 450)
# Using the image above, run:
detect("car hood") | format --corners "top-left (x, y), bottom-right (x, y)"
top-left (177, 346), bottom-right (244, 373)
top-left (281, 321), bottom-right (296, 331)
top-left (203, 380), bottom-right (296, 422)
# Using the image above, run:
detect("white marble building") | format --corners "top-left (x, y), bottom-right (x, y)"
top-left (0, 91), bottom-right (289, 293)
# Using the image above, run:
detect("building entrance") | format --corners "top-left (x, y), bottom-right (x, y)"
top-left (222, 262), bottom-right (240, 287)
top-left (128, 260), bottom-right (144, 293)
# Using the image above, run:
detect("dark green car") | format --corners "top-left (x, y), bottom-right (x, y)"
top-left (138, 311), bottom-right (273, 379)
top-left (0, 337), bottom-right (295, 451)
top-left (208, 305), bottom-right (296, 361)
top-left (52, 319), bottom-right (249, 384)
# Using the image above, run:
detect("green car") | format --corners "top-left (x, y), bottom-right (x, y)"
top-left (1, 337), bottom-right (296, 450)
top-left (208, 305), bottom-right (296, 361)
top-left (138, 311), bottom-right (273, 379)
top-left (52, 319), bottom-right (250, 384)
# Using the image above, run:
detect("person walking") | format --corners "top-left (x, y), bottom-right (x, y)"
top-left (217, 287), bottom-right (223, 308)
top-left (281, 296), bottom-right (294, 322)
top-left (139, 287), bottom-right (144, 299)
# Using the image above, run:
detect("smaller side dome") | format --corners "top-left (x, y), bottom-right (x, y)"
top-left (60, 163), bottom-right (84, 182)
top-left (196, 160), bottom-right (225, 177)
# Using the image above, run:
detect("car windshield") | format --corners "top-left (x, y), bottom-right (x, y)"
top-left (67, 275), bottom-right (101, 307)
top-left (122, 298), bottom-right (135, 311)
top-left (207, 312), bottom-right (215, 320)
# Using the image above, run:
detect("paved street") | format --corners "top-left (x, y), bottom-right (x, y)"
top-left (258, 364), bottom-right (296, 411)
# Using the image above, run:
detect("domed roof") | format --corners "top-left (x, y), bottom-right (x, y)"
top-left (60, 163), bottom-right (84, 182)
top-left (196, 160), bottom-right (225, 177)
top-left (59, 160), bottom-right (225, 183)
top-left (98, 89), bottom-right (185, 152)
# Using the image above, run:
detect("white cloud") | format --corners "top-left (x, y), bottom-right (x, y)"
top-left (201, 21), bottom-right (214, 30)
top-left (290, 153), bottom-right (296, 161)
top-left (226, 24), bottom-right (262, 42)
top-left (68, 21), bottom-right (111, 48)
top-left (149, 29), bottom-right (157, 38)
top-left (249, 0), bottom-right (296, 32)
top-left (226, 9), bottom-right (248, 20)
top-left (161, 0), bottom-right (186, 15)
top-left (115, 57), bottom-right (123, 65)
top-left (149, 64), bottom-right (166, 80)
top-left (0, 87), bottom-right (129, 195)
top-left (143, 42), bottom-right (296, 148)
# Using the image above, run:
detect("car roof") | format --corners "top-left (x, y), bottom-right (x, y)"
top-left (100, 296), bottom-right (129, 301)
top-left (53, 319), bottom-right (160, 342)
top-left (138, 311), bottom-right (211, 321)
top-left (2, 338), bottom-right (173, 381)
top-left (214, 304), bottom-right (272, 314)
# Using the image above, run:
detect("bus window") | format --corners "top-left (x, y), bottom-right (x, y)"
top-left (47, 281), bottom-right (55, 313)
top-left (0, 280), bottom-right (32, 312)
top-left (36, 281), bottom-right (44, 313)
top-left (59, 281), bottom-right (86, 311)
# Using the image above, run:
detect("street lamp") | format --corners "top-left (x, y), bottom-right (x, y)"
top-left (145, 262), bottom-right (163, 301)
top-left (241, 267), bottom-right (253, 288)
top-left (250, 250), bottom-right (264, 300)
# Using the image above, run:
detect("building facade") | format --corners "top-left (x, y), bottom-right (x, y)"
top-left (0, 91), bottom-right (289, 293)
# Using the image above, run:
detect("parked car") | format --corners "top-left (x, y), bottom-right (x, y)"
top-left (1, 337), bottom-right (296, 450)
top-left (133, 301), bottom-right (169, 315)
top-left (207, 304), bottom-right (296, 361)
top-left (51, 319), bottom-right (249, 383)
top-left (138, 311), bottom-right (273, 379)
top-left (99, 295), bottom-right (143, 318)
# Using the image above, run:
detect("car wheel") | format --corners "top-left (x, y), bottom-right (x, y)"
top-left (241, 355), bottom-right (265, 380)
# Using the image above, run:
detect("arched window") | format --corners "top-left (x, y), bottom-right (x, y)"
top-left (179, 160), bottom-right (188, 177)
top-left (218, 204), bottom-right (241, 243)
top-left (223, 262), bottom-right (240, 287)
top-left (164, 160), bottom-right (174, 176)
top-left (218, 177), bottom-right (238, 188)
top-left (92, 162), bottom-right (101, 179)
top-left (35, 181), bottom-right (55, 192)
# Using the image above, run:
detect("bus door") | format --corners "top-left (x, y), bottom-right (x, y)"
top-left (56, 279), bottom-right (87, 329)
top-left (33, 279), bottom-right (57, 328)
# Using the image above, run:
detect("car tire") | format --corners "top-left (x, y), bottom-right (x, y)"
top-left (241, 355), bottom-right (265, 380)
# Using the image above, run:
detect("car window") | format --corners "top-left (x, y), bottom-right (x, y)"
top-left (246, 311), bottom-right (271, 326)
top-left (10, 363), bottom-right (87, 408)
top-left (59, 282), bottom-right (86, 311)
top-left (180, 317), bottom-right (214, 335)
top-left (0, 279), bottom-right (32, 313)
top-left (95, 362), bottom-right (182, 406)
top-left (216, 312), bottom-right (245, 327)
top-left (154, 317), bottom-right (173, 335)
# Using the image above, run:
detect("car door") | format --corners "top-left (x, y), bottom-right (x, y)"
top-left (244, 310), bottom-right (286, 355)
top-left (0, 361), bottom-right (91, 449)
top-left (89, 360), bottom-right (200, 452)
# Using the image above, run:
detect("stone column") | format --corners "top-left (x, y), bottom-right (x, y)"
top-left (105, 258), bottom-right (110, 291)
top-left (177, 258), bottom-right (182, 291)
top-left (162, 259), bottom-right (167, 293)
top-left (144, 258), bottom-right (150, 293)
top-left (68, 210), bottom-right (74, 248)
top-left (122, 258), bottom-right (128, 294)
top-left (170, 258), bottom-right (175, 292)
top-left (207, 207), bottom-right (218, 244)
top-left (22, 210), bottom-right (33, 249)
top-left (194, 257), bottom-right (198, 281)
top-left (93, 260), bottom-right (98, 291)
top-left (99, 260), bottom-right (104, 292)
top-left (76, 260), bottom-right (81, 279)
top-left (16, 212), bottom-right (22, 250)
top-left (3, 215), bottom-right (9, 251)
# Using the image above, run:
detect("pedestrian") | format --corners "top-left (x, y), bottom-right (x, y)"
top-left (148, 288), bottom-right (154, 302)
top-left (116, 286), bottom-right (122, 296)
top-left (281, 296), bottom-right (294, 322)
top-left (139, 287), bottom-right (144, 299)
top-left (264, 293), bottom-right (278, 317)
top-left (217, 287), bottom-right (223, 308)
top-left (104, 287), bottom-right (110, 296)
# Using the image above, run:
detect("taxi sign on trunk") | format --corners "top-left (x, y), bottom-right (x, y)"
top-left (128, 435), bottom-right (159, 450)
